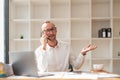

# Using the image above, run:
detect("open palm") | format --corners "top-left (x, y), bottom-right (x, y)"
top-left (81, 44), bottom-right (97, 55)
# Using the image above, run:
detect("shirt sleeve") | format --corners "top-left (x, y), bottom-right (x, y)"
top-left (69, 51), bottom-right (85, 70)
top-left (34, 46), bottom-right (48, 73)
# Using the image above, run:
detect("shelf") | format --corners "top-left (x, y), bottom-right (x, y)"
top-left (30, 40), bottom-right (41, 51)
top-left (113, 39), bottom-right (120, 58)
top-left (71, 38), bottom-right (90, 40)
top-left (52, 20), bottom-right (70, 39)
top-left (71, 17), bottom-right (90, 20)
top-left (113, 60), bottom-right (120, 74)
top-left (113, 37), bottom-right (120, 39)
top-left (9, 0), bottom-right (29, 19)
top-left (10, 41), bottom-right (30, 51)
top-left (12, 19), bottom-right (29, 22)
top-left (9, 21), bottom-right (30, 39)
top-left (92, 58), bottom-right (111, 60)
top-left (14, 39), bottom-right (30, 41)
top-left (30, 0), bottom-right (50, 19)
top-left (71, 20), bottom-right (91, 39)
top-left (71, 0), bottom-right (90, 18)
top-left (92, 17), bottom-right (111, 20)
top-left (9, 0), bottom-right (120, 74)
top-left (92, 19), bottom-right (111, 38)
top-left (50, 0), bottom-right (70, 18)
top-left (71, 40), bottom-right (91, 59)
top-left (113, 0), bottom-right (120, 17)
top-left (113, 58), bottom-right (120, 60)
top-left (92, 38), bottom-right (111, 40)
top-left (91, 39), bottom-right (111, 59)
top-left (30, 21), bottom-right (42, 39)
top-left (92, 0), bottom-right (111, 17)
top-left (113, 18), bottom-right (120, 37)
top-left (91, 60), bottom-right (112, 72)
top-left (78, 60), bottom-right (91, 71)
top-left (113, 17), bottom-right (120, 19)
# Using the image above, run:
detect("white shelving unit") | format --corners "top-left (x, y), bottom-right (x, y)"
top-left (9, 0), bottom-right (120, 74)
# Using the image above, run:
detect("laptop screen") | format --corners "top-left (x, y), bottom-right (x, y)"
top-left (9, 51), bottom-right (38, 76)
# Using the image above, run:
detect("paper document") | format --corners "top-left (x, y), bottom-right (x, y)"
top-left (97, 73), bottom-right (120, 78)
top-left (63, 72), bottom-right (98, 79)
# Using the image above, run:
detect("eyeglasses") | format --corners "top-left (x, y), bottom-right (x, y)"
top-left (41, 27), bottom-right (56, 36)
top-left (43, 27), bottom-right (56, 33)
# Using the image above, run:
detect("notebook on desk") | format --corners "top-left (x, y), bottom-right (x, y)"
top-left (9, 51), bottom-right (53, 77)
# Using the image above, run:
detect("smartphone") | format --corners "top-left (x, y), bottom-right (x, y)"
top-left (40, 31), bottom-right (44, 37)
top-left (40, 31), bottom-right (48, 43)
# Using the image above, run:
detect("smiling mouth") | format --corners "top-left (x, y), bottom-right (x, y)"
top-left (47, 35), bottom-right (56, 40)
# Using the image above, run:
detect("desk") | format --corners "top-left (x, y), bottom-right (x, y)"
top-left (0, 72), bottom-right (120, 80)
top-left (0, 77), bottom-right (120, 80)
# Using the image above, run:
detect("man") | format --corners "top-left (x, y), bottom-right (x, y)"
top-left (35, 21), bottom-right (97, 73)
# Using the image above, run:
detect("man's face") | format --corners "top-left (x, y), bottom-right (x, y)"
top-left (42, 23), bottom-right (57, 41)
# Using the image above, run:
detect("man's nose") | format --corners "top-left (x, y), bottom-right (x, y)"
top-left (49, 30), bottom-right (54, 34)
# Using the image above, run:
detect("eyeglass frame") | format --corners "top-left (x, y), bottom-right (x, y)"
top-left (40, 27), bottom-right (56, 37)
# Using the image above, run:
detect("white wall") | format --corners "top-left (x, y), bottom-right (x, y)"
top-left (0, 0), bottom-right (4, 62)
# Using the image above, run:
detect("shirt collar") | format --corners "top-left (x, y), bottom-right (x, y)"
top-left (46, 41), bottom-right (60, 49)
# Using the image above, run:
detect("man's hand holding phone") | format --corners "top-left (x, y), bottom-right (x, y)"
top-left (40, 32), bottom-right (48, 51)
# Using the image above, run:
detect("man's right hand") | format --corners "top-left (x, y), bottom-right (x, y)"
top-left (40, 33), bottom-right (48, 51)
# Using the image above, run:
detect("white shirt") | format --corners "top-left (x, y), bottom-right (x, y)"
top-left (35, 41), bottom-right (85, 73)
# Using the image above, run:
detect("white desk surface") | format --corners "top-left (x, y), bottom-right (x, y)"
top-left (1, 71), bottom-right (120, 80)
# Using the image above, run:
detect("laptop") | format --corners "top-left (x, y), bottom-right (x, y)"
top-left (9, 51), bottom-right (53, 77)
